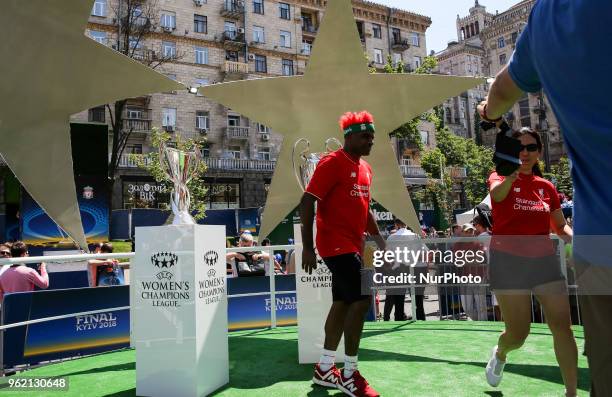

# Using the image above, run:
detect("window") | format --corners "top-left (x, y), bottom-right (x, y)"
top-left (498, 37), bottom-right (505, 48)
top-left (206, 182), bottom-right (240, 210)
top-left (519, 96), bottom-right (531, 127)
top-left (228, 115), bottom-right (241, 127)
top-left (201, 146), bottom-right (210, 158)
top-left (499, 53), bottom-right (507, 65)
top-left (162, 41), bottom-right (176, 58)
top-left (253, 0), bottom-right (264, 14)
top-left (166, 73), bottom-right (177, 81)
top-left (254, 55), bottom-right (267, 73)
top-left (392, 53), bottom-right (402, 66)
top-left (414, 56), bottom-right (422, 69)
top-left (420, 131), bottom-right (429, 146)
top-left (372, 24), bottom-right (382, 39)
top-left (88, 106), bottom-right (105, 123)
top-left (196, 111), bottom-right (210, 130)
top-left (511, 32), bottom-right (518, 44)
top-left (126, 144), bottom-right (143, 154)
top-left (92, 0), bottom-right (106, 17)
top-left (258, 147), bottom-right (271, 161)
top-left (253, 26), bottom-right (265, 43)
top-left (129, 36), bottom-right (142, 50)
top-left (302, 41), bottom-right (312, 55)
top-left (127, 107), bottom-right (144, 119)
top-left (228, 146), bottom-right (241, 159)
top-left (392, 28), bottom-right (401, 44)
top-left (195, 78), bottom-right (208, 96)
top-left (195, 46), bottom-right (209, 64)
top-left (89, 30), bottom-right (107, 45)
top-left (162, 108), bottom-right (177, 127)
top-left (411, 32), bottom-right (420, 47)
top-left (194, 15), bottom-right (207, 34)
top-left (373, 49), bottom-right (383, 64)
top-left (224, 21), bottom-right (236, 39)
top-left (258, 123), bottom-right (270, 133)
top-left (161, 12), bottom-right (176, 29)
top-left (279, 2), bottom-right (290, 20)
top-left (280, 30), bottom-right (291, 48)
top-left (282, 59), bottom-right (294, 76)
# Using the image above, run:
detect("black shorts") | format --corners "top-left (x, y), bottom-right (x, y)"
top-left (323, 253), bottom-right (371, 304)
top-left (489, 249), bottom-right (566, 291)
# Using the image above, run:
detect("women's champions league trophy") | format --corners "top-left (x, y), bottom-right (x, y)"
top-left (292, 137), bottom-right (342, 191)
top-left (133, 142), bottom-right (229, 396)
top-left (159, 142), bottom-right (201, 225)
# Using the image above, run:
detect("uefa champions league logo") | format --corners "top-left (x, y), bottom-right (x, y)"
top-left (204, 251), bottom-right (219, 267)
top-left (151, 252), bottom-right (178, 268)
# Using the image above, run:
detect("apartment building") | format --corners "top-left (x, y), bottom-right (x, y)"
top-left (72, 0), bottom-right (431, 210)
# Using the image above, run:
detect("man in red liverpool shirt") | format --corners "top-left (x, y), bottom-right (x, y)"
top-left (300, 111), bottom-right (385, 397)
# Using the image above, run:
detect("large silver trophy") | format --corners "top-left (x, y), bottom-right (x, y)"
top-left (292, 138), bottom-right (342, 191)
top-left (160, 143), bottom-right (201, 225)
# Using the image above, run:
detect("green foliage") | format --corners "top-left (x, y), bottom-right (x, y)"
top-left (131, 128), bottom-right (209, 219)
top-left (414, 56), bottom-right (438, 75)
top-left (546, 157), bottom-right (573, 195)
top-left (463, 140), bottom-right (495, 205)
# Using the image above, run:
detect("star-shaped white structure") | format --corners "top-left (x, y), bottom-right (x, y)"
top-left (0, 0), bottom-right (183, 248)
top-left (200, 0), bottom-right (484, 237)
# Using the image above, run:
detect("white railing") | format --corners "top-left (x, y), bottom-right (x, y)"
top-left (204, 157), bottom-right (276, 171)
top-left (400, 164), bottom-right (427, 178)
top-left (224, 60), bottom-right (249, 74)
top-left (226, 126), bottom-right (250, 139)
top-left (445, 166), bottom-right (467, 179)
top-left (118, 153), bottom-right (151, 168)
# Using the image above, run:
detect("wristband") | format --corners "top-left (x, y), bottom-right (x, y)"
top-left (482, 104), bottom-right (502, 123)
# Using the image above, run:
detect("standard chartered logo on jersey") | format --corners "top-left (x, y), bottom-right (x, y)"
top-left (350, 183), bottom-right (370, 198)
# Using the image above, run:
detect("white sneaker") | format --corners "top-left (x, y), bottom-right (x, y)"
top-left (485, 345), bottom-right (506, 387)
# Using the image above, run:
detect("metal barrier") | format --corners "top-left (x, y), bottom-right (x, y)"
top-left (372, 235), bottom-right (581, 325)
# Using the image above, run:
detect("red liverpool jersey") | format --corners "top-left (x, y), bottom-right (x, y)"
top-left (305, 149), bottom-right (372, 258)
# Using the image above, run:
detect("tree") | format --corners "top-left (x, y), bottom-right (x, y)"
top-left (546, 157), bottom-right (573, 196)
top-left (414, 55), bottom-right (438, 74)
top-left (132, 129), bottom-right (209, 220)
top-left (106, 0), bottom-right (183, 208)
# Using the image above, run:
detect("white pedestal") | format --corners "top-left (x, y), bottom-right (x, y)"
top-left (133, 224), bottom-right (228, 397)
top-left (294, 224), bottom-right (345, 364)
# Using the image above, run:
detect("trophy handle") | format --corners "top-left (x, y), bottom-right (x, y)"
top-left (292, 138), bottom-right (310, 192)
top-left (325, 137), bottom-right (342, 152)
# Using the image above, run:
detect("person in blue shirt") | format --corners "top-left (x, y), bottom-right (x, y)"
top-left (477, 1), bottom-right (612, 395)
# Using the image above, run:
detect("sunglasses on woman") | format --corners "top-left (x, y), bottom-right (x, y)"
top-left (519, 143), bottom-right (539, 152)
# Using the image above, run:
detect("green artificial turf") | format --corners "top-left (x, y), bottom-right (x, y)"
top-left (0, 321), bottom-right (589, 397)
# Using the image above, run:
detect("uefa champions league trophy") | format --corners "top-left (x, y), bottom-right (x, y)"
top-left (292, 137), bottom-right (342, 191)
top-left (159, 142), bottom-right (200, 225)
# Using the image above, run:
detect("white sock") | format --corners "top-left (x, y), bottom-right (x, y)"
top-left (343, 355), bottom-right (358, 378)
top-left (318, 349), bottom-right (335, 371)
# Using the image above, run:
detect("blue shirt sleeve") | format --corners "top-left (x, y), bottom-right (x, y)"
top-left (508, 8), bottom-right (542, 93)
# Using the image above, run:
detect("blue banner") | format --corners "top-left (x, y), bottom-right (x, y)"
top-left (21, 177), bottom-right (109, 245)
top-left (2, 286), bottom-right (129, 369)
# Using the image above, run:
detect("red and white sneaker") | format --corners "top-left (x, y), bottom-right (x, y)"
top-left (337, 370), bottom-right (380, 397)
top-left (312, 363), bottom-right (341, 388)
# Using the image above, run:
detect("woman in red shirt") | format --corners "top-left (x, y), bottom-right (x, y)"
top-left (484, 128), bottom-right (577, 397)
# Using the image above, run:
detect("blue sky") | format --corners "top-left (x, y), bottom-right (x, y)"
top-left (377, 0), bottom-right (521, 53)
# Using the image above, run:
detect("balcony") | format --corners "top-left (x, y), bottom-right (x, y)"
top-left (225, 126), bottom-right (250, 139)
top-left (204, 157), bottom-right (275, 172)
top-left (400, 165), bottom-right (427, 178)
top-left (445, 166), bottom-right (467, 179)
top-left (221, 0), bottom-right (244, 19)
top-left (302, 24), bottom-right (318, 36)
top-left (392, 38), bottom-right (410, 51)
top-left (131, 48), bottom-right (158, 62)
top-left (122, 118), bottom-right (151, 132)
top-left (220, 30), bottom-right (245, 49)
top-left (223, 60), bottom-right (248, 81)
top-left (118, 153), bottom-right (151, 169)
top-left (301, 42), bottom-right (312, 55)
